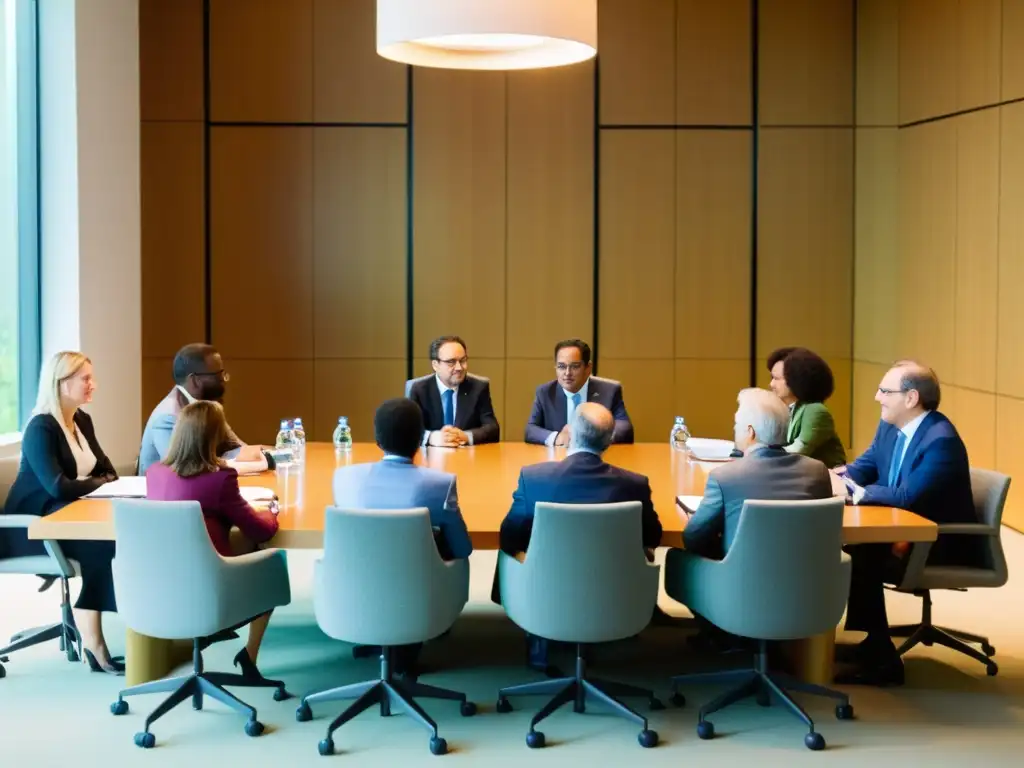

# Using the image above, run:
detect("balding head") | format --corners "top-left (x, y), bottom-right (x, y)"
top-left (569, 402), bottom-right (615, 455)
top-left (875, 359), bottom-right (941, 427)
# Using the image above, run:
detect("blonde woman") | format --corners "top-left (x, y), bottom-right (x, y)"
top-left (1, 352), bottom-right (123, 674)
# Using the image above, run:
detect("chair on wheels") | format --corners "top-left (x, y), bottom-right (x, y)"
top-left (495, 501), bottom-right (662, 749)
top-left (107, 499), bottom-right (291, 748)
top-left (295, 507), bottom-right (475, 757)
top-left (665, 498), bottom-right (853, 751)
top-left (887, 468), bottom-right (1010, 676)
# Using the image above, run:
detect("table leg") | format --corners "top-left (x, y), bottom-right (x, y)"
top-left (780, 630), bottom-right (836, 686)
top-left (125, 629), bottom-right (192, 686)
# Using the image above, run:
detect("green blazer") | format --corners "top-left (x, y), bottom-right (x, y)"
top-left (786, 402), bottom-right (847, 468)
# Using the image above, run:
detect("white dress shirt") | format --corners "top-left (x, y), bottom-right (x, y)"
top-left (58, 417), bottom-right (97, 480)
top-left (544, 378), bottom-right (590, 446)
top-left (424, 375), bottom-right (474, 446)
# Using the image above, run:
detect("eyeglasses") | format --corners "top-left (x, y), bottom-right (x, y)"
top-left (436, 357), bottom-right (468, 368)
top-left (877, 387), bottom-right (904, 396)
top-left (194, 370), bottom-right (230, 382)
top-left (556, 363), bottom-right (586, 373)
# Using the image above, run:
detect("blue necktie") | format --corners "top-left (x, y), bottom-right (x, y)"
top-left (569, 392), bottom-right (582, 421)
top-left (887, 431), bottom-right (907, 487)
top-left (442, 388), bottom-right (454, 427)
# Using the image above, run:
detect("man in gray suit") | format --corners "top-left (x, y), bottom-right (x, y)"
top-left (683, 387), bottom-right (834, 560)
top-left (333, 397), bottom-right (472, 678)
top-left (138, 343), bottom-right (264, 474)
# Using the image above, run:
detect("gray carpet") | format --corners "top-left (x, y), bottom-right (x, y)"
top-left (3, 536), bottom-right (1024, 766)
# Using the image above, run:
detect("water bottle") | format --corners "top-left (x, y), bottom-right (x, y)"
top-left (292, 417), bottom-right (306, 462)
top-left (670, 416), bottom-right (691, 450)
top-left (275, 419), bottom-right (297, 465)
top-left (332, 416), bottom-right (352, 453)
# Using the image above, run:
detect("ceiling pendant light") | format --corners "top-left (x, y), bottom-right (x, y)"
top-left (376, 0), bottom-right (597, 71)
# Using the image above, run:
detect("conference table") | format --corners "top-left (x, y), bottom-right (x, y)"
top-left (29, 442), bottom-right (938, 686)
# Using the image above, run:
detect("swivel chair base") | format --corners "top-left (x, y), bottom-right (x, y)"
top-left (296, 647), bottom-right (475, 756)
top-left (0, 577), bottom-right (81, 679)
top-left (670, 639), bottom-right (853, 751)
top-left (110, 637), bottom-right (288, 748)
top-left (889, 590), bottom-right (998, 676)
top-left (496, 644), bottom-right (661, 749)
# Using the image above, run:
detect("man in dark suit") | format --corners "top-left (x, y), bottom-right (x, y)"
top-left (496, 402), bottom-right (662, 673)
top-left (525, 339), bottom-right (633, 445)
top-left (407, 335), bottom-right (500, 446)
top-left (837, 361), bottom-right (977, 686)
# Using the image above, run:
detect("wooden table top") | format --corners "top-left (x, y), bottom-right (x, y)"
top-left (29, 442), bottom-right (938, 549)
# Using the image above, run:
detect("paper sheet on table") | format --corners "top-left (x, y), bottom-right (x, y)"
top-left (676, 495), bottom-right (703, 515)
top-left (239, 486), bottom-right (277, 503)
top-left (85, 476), bottom-right (147, 498)
top-left (226, 459), bottom-right (268, 476)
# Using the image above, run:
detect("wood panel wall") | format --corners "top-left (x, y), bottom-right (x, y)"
top-left (854, 0), bottom-right (1024, 530)
top-left (140, 0), bottom-right (855, 447)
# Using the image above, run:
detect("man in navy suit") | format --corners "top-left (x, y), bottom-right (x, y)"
top-left (407, 335), bottom-right (500, 446)
top-left (496, 402), bottom-right (662, 673)
top-left (525, 339), bottom-right (634, 445)
top-left (837, 361), bottom-right (977, 686)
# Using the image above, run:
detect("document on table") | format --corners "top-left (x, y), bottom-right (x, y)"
top-left (239, 486), bottom-right (277, 503)
top-left (85, 476), bottom-right (148, 498)
top-left (676, 495), bottom-right (703, 517)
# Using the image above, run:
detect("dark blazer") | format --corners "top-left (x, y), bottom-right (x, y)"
top-left (846, 411), bottom-right (977, 564)
top-left (407, 373), bottom-right (500, 444)
top-left (498, 451), bottom-right (663, 556)
top-left (525, 376), bottom-right (634, 445)
top-left (0, 411), bottom-right (116, 558)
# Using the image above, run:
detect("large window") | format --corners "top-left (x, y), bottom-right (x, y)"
top-left (1, 0), bottom-right (38, 439)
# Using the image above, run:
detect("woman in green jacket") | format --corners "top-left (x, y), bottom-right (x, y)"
top-left (767, 347), bottom-right (847, 468)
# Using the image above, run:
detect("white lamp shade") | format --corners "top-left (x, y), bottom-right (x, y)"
top-left (376, 0), bottom-right (597, 71)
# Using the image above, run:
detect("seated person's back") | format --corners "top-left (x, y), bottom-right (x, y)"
top-left (683, 387), bottom-right (834, 560)
top-left (333, 398), bottom-right (473, 561)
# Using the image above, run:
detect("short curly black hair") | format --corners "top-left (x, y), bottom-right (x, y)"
top-left (777, 348), bottom-right (835, 404)
top-left (767, 346), bottom-right (798, 373)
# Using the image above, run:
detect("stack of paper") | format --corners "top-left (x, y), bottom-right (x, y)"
top-left (239, 486), bottom-right (277, 503)
top-left (676, 495), bottom-right (703, 515)
top-left (85, 476), bottom-right (148, 498)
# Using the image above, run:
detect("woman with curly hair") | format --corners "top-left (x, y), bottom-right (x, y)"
top-left (767, 347), bottom-right (847, 468)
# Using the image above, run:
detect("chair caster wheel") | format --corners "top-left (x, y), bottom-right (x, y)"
top-left (296, 702), bottom-right (312, 722)
top-left (273, 687), bottom-right (291, 702)
top-left (460, 701), bottom-right (477, 717)
top-left (649, 698), bottom-right (665, 711)
top-left (244, 719), bottom-right (264, 737)
top-left (110, 699), bottom-right (128, 716)
top-left (697, 720), bottom-right (715, 740)
top-left (134, 732), bottom-right (156, 749)
top-left (496, 697), bottom-right (513, 714)
top-left (805, 731), bottom-right (826, 750)
top-left (526, 730), bottom-right (546, 748)
top-left (0, 663), bottom-right (6, 679)
top-left (638, 729), bottom-right (659, 748)
top-left (670, 692), bottom-right (685, 707)
top-left (836, 704), bottom-right (854, 720)
top-left (67, 648), bottom-right (79, 663)
top-left (429, 736), bottom-right (448, 755)
top-left (983, 643), bottom-right (996, 657)
top-left (987, 662), bottom-right (999, 676)
top-left (318, 738), bottom-right (335, 756)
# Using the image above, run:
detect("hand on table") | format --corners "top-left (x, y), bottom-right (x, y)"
top-left (428, 427), bottom-right (468, 448)
top-left (553, 425), bottom-right (571, 447)
top-left (236, 445), bottom-right (264, 462)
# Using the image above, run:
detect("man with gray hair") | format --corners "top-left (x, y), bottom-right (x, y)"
top-left (681, 388), bottom-right (834, 560)
top-left (496, 402), bottom-right (663, 673)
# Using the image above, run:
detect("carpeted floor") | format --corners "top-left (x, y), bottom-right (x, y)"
top-left (3, 534), bottom-right (1024, 766)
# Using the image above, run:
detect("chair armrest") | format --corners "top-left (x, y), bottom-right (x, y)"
top-left (0, 516), bottom-right (77, 577)
top-left (663, 548), bottom-right (725, 612)
top-left (937, 523), bottom-right (998, 536)
top-left (218, 548), bottom-right (291, 622)
top-left (0, 515), bottom-right (38, 528)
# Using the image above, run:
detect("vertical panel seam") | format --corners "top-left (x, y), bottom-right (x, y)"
top-left (406, 65), bottom-right (414, 381)
top-left (593, 59), bottom-right (601, 373)
top-left (203, 0), bottom-right (212, 344)
top-left (850, 0), bottom-right (859, 448)
top-left (750, 0), bottom-right (760, 386)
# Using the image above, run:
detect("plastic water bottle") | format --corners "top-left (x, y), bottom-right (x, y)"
top-left (275, 419), bottom-right (297, 465)
top-left (670, 416), bottom-right (691, 450)
top-left (292, 417), bottom-right (306, 462)
top-left (332, 416), bottom-right (352, 453)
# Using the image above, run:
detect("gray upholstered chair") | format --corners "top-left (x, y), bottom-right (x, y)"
top-left (495, 501), bottom-right (662, 750)
top-left (0, 456), bottom-right (82, 678)
top-left (404, 372), bottom-right (489, 398)
top-left (107, 499), bottom-right (291, 749)
top-left (295, 506), bottom-right (474, 757)
top-left (887, 468), bottom-right (1010, 676)
top-left (665, 498), bottom-right (853, 751)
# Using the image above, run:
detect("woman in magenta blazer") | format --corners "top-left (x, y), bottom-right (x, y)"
top-left (146, 400), bottom-right (279, 681)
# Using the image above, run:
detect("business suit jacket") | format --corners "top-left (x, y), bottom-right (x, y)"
top-left (406, 373), bottom-right (500, 445)
top-left (333, 458), bottom-right (473, 561)
top-left (524, 376), bottom-right (634, 445)
top-left (787, 402), bottom-right (847, 468)
top-left (682, 447), bottom-right (833, 560)
top-left (845, 411), bottom-right (976, 564)
top-left (146, 463), bottom-right (279, 557)
top-left (138, 388), bottom-right (244, 475)
top-left (1, 411), bottom-right (116, 558)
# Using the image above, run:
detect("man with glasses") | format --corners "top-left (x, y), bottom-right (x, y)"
top-left (137, 343), bottom-right (267, 473)
top-left (525, 339), bottom-right (634, 446)
top-left (407, 335), bottom-right (500, 447)
top-left (835, 360), bottom-right (976, 686)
